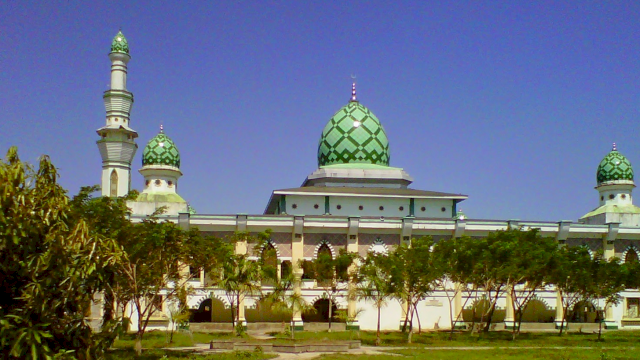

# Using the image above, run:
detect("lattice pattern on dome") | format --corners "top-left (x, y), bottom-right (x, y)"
top-left (597, 151), bottom-right (633, 184)
top-left (111, 31), bottom-right (129, 54)
top-left (142, 133), bottom-right (180, 168)
top-left (317, 102), bottom-right (390, 167)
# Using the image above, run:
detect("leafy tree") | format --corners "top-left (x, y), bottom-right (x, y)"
top-left (0, 147), bottom-right (123, 359)
top-left (432, 236), bottom-right (479, 339)
top-left (303, 248), bottom-right (356, 332)
top-left (214, 231), bottom-right (271, 335)
top-left (110, 215), bottom-right (193, 355)
top-left (504, 229), bottom-right (558, 339)
top-left (548, 246), bottom-right (593, 336)
top-left (263, 268), bottom-right (314, 339)
top-left (586, 254), bottom-right (625, 341)
top-left (355, 251), bottom-right (396, 346)
top-left (166, 286), bottom-right (190, 344)
top-left (391, 236), bottom-right (441, 343)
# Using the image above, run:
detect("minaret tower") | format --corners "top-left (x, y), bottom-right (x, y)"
top-left (581, 143), bottom-right (640, 226)
top-left (96, 30), bottom-right (138, 197)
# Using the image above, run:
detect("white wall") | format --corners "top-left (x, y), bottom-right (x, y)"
top-left (286, 195), bottom-right (455, 219)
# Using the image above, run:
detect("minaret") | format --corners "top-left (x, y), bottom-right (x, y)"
top-left (581, 143), bottom-right (640, 226)
top-left (128, 125), bottom-right (187, 216)
top-left (96, 30), bottom-right (138, 197)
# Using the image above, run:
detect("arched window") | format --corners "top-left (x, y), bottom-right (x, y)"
top-left (109, 170), bottom-right (118, 197)
top-left (261, 242), bottom-right (277, 286)
top-left (317, 243), bottom-right (332, 259)
top-left (625, 249), bottom-right (639, 263)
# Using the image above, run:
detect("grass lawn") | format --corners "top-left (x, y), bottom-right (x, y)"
top-left (270, 329), bottom-right (640, 348)
top-left (112, 330), bottom-right (244, 349)
top-left (317, 348), bottom-right (640, 360)
top-left (106, 349), bottom-right (276, 360)
top-left (107, 329), bottom-right (640, 359)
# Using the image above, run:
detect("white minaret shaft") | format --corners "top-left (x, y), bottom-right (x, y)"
top-left (96, 30), bottom-right (138, 197)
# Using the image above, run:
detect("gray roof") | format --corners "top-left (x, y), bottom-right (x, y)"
top-left (264, 186), bottom-right (467, 214)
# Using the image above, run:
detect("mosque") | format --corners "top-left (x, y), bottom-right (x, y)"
top-left (96, 31), bottom-right (640, 331)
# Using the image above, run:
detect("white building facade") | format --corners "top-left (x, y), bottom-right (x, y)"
top-left (94, 31), bottom-right (640, 332)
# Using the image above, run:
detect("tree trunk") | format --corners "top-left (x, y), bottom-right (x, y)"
top-left (414, 303), bottom-right (422, 334)
top-left (328, 296), bottom-right (332, 332)
top-left (598, 318), bottom-right (603, 341)
top-left (376, 304), bottom-right (381, 346)
top-left (559, 304), bottom-right (568, 336)
top-left (483, 297), bottom-right (499, 333)
top-left (236, 293), bottom-right (241, 335)
top-left (134, 332), bottom-right (143, 356)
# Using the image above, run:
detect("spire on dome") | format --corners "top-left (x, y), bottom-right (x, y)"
top-left (613, 142), bottom-right (617, 151)
top-left (160, 124), bottom-right (164, 133)
top-left (350, 82), bottom-right (357, 102)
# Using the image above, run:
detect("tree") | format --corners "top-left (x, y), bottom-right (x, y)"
top-left (391, 236), bottom-right (442, 343)
top-left (0, 147), bottom-right (123, 359)
top-left (548, 246), bottom-right (593, 336)
top-left (303, 248), bottom-right (356, 332)
top-left (110, 215), bottom-right (193, 355)
top-left (263, 268), bottom-right (314, 339)
top-left (504, 229), bottom-right (557, 339)
top-left (586, 254), bottom-right (625, 341)
top-left (432, 236), bottom-right (479, 339)
top-left (355, 251), bottom-right (396, 346)
top-left (214, 231), bottom-right (271, 335)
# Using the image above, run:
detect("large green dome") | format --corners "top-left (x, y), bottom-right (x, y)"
top-left (597, 144), bottom-right (633, 185)
top-left (142, 128), bottom-right (180, 168)
top-left (317, 98), bottom-right (390, 167)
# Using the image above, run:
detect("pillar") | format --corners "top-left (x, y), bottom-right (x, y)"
top-left (235, 215), bottom-right (247, 329)
top-left (504, 289), bottom-right (515, 330)
top-left (603, 222), bottom-right (620, 329)
top-left (452, 283), bottom-right (465, 329)
top-left (346, 217), bottom-right (360, 330)
top-left (555, 292), bottom-right (566, 329)
top-left (291, 216), bottom-right (304, 331)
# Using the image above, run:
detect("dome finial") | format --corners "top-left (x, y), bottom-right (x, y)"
top-left (160, 124), bottom-right (164, 133)
top-left (350, 74), bottom-right (357, 102)
top-left (613, 142), bottom-right (617, 151)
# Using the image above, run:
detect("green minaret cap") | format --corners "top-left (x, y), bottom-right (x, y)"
top-left (317, 84), bottom-right (390, 167)
top-left (111, 30), bottom-right (129, 54)
top-left (454, 209), bottom-right (466, 220)
top-left (142, 126), bottom-right (180, 168)
top-left (596, 143), bottom-right (634, 185)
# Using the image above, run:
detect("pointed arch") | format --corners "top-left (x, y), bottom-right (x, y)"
top-left (313, 239), bottom-right (335, 259)
top-left (109, 169), bottom-right (118, 197)
top-left (623, 245), bottom-right (639, 264)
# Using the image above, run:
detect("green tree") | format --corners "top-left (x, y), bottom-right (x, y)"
top-left (0, 147), bottom-right (123, 359)
top-left (504, 229), bottom-right (558, 339)
top-left (355, 251), bottom-right (396, 346)
top-left (432, 236), bottom-right (479, 339)
top-left (391, 236), bottom-right (442, 343)
top-left (110, 216), bottom-right (193, 355)
top-left (215, 231), bottom-right (271, 335)
top-left (263, 268), bottom-right (313, 339)
top-left (548, 246), bottom-right (593, 336)
top-left (586, 254), bottom-right (625, 341)
top-left (303, 248), bottom-right (356, 332)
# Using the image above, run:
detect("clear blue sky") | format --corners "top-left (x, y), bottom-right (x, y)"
top-left (2, 1), bottom-right (640, 221)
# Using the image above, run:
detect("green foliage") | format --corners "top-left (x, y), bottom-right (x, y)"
top-left (356, 251), bottom-right (396, 345)
top-left (390, 236), bottom-right (442, 341)
top-left (0, 147), bottom-right (124, 359)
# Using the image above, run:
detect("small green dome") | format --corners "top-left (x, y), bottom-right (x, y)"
top-left (318, 96), bottom-right (390, 167)
top-left (142, 128), bottom-right (180, 168)
top-left (597, 143), bottom-right (633, 185)
top-left (111, 30), bottom-right (129, 54)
